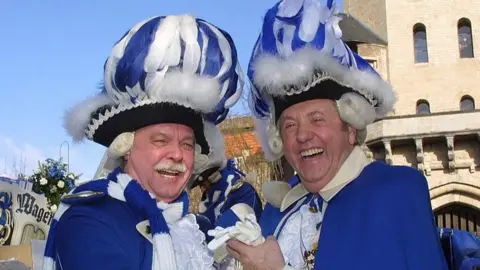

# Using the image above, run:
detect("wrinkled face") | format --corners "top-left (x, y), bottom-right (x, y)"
top-left (124, 123), bottom-right (195, 203)
top-left (279, 99), bottom-right (356, 193)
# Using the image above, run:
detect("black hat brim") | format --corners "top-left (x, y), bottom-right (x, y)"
top-left (273, 79), bottom-right (358, 122)
top-left (90, 102), bottom-right (209, 154)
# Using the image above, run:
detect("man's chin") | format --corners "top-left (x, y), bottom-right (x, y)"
top-left (298, 172), bottom-right (329, 191)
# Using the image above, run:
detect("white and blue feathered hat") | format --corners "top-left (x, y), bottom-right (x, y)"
top-left (247, 0), bottom-right (396, 161)
top-left (65, 15), bottom-right (243, 158)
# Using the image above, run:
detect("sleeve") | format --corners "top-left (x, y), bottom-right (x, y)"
top-left (54, 207), bottom-right (137, 270)
top-left (395, 169), bottom-right (448, 270)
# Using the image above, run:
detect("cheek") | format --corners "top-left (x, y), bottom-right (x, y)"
top-left (183, 150), bottom-right (195, 170)
top-left (282, 132), bottom-right (295, 151)
top-left (282, 135), bottom-right (298, 162)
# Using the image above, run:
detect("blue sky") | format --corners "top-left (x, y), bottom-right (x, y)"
top-left (0, 0), bottom-right (342, 180)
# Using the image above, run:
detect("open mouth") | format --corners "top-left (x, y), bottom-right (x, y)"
top-left (300, 148), bottom-right (324, 159)
top-left (157, 169), bottom-right (182, 178)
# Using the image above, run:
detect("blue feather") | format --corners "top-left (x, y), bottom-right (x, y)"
top-left (114, 16), bottom-right (162, 92)
top-left (197, 21), bottom-right (224, 77)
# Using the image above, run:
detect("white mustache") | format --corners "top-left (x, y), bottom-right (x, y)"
top-left (154, 160), bottom-right (187, 173)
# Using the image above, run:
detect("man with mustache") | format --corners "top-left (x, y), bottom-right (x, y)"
top-left (41, 14), bottom-right (246, 270)
top-left (223, 0), bottom-right (449, 269)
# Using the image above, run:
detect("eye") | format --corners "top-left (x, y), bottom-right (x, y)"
top-left (182, 142), bottom-right (194, 150)
top-left (283, 122), bottom-right (296, 130)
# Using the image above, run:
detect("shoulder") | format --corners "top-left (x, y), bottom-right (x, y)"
top-left (58, 195), bottom-right (141, 234)
top-left (361, 161), bottom-right (428, 192)
top-left (338, 162), bottom-right (430, 207)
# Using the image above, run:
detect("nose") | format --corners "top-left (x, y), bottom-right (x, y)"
top-left (296, 123), bottom-right (314, 144)
top-left (166, 143), bottom-right (183, 162)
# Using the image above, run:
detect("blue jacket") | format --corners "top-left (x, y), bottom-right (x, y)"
top-left (54, 197), bottom-right (153, 270)
top-left (260, 161), bottom-right (448, 270)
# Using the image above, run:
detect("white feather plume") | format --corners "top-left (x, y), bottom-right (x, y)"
top-left (223, 62), bottom-right (244, 109)
top-left (63, 94), bottom-right (114, 142)
top-left (180, 15), bottom-right (201, 74)
top-left (278, 0), bottom-right (304, 17)
top-left (144, 16), bottom-right (181, 72)
top-left (299, 0), bottom-right (322, 42)
top-left (202, 21), bottom-right (232, 81)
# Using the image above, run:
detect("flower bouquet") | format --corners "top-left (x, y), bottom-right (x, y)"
top-left (28, 159), bottom-right (78, 212)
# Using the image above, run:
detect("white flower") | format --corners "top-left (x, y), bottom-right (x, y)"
top-left (39, 178), bottom-right (48, 186)
top-left (50, 186), bottom-right (57, 193)
top-left (50, 204), bottom-right (57, 212)
top-left (67, 173), bottom-right (75, 180)
top-left (57, 180), bottom-right (65, 188)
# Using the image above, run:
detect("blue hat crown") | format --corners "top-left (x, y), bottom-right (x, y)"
top-left (65, 15), bottom-right (244, 145)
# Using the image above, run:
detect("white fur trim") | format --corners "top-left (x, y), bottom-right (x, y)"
top-left (65, 70), bottom-right (222, 143)
top-left (252, 46), bottom-right (396, 117)
top-left (146, 69), bottom-right (221, 113)
top-left (63, 94), bottom-right (114, 142)
top-left (107, 132), bottom-right (134, 158)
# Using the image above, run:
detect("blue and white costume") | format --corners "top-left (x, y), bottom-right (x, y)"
top-left (246, 0), bottom-right (448, 269)
top-left (42, 14), bottom-right (246, 270)
top-left (195, 159), bottom-right (263, 227)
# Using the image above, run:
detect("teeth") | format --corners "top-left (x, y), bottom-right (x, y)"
top-left (300, 148), bottom-right (324, 157)
top-left (157, 169), bottom-right (180, 175)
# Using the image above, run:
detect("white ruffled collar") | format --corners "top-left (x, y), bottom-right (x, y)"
top-left (169, 214), bottom-right (215, 269)
top-left (277, 200), bottom-right (323, 268)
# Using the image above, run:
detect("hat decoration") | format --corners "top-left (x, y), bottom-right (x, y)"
top-left (64, 15), bottom-right (244, 159)
top-left (247, 0), bottom-right (396, 161)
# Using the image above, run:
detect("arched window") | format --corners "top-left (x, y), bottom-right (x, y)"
top-left (460, 95), bottom-right (475, 111)
top-left (458, 18), bottom-right (474, 58)
top-left (413, 23), bottom-right (429, 63)
top-left (416, 100), bottom-right (431, 115)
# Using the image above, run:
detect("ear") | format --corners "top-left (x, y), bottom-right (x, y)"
top-left (347, 125), bottom-right (357, 145)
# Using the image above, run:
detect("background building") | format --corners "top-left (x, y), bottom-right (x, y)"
top-left (343, 0), bottom-right (480, 234)
top-left (223, 0), bottom-right (480, 235)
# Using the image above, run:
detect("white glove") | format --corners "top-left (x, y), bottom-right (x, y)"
top-left (207, 213), bottom-right (265, 251)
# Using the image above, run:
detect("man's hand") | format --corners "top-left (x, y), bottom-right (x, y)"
top-left (207, 213), bottom-right (264, 251)
top-left (226, 236), bottom-right (285, 270)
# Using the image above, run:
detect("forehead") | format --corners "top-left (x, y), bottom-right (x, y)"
top-left (280, 99), bottom-right (337, 119)
top-left (139, 123), bottom-right (194, 137)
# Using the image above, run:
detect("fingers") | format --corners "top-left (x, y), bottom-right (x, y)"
top-left (227, 238), bottom-right (251, 253)
top-left (226, 244), bottom-right (241, 261)
top-left (207, 226), bottom-right (226, 236)
top-left (266, 235), bottom-right (277, 241)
